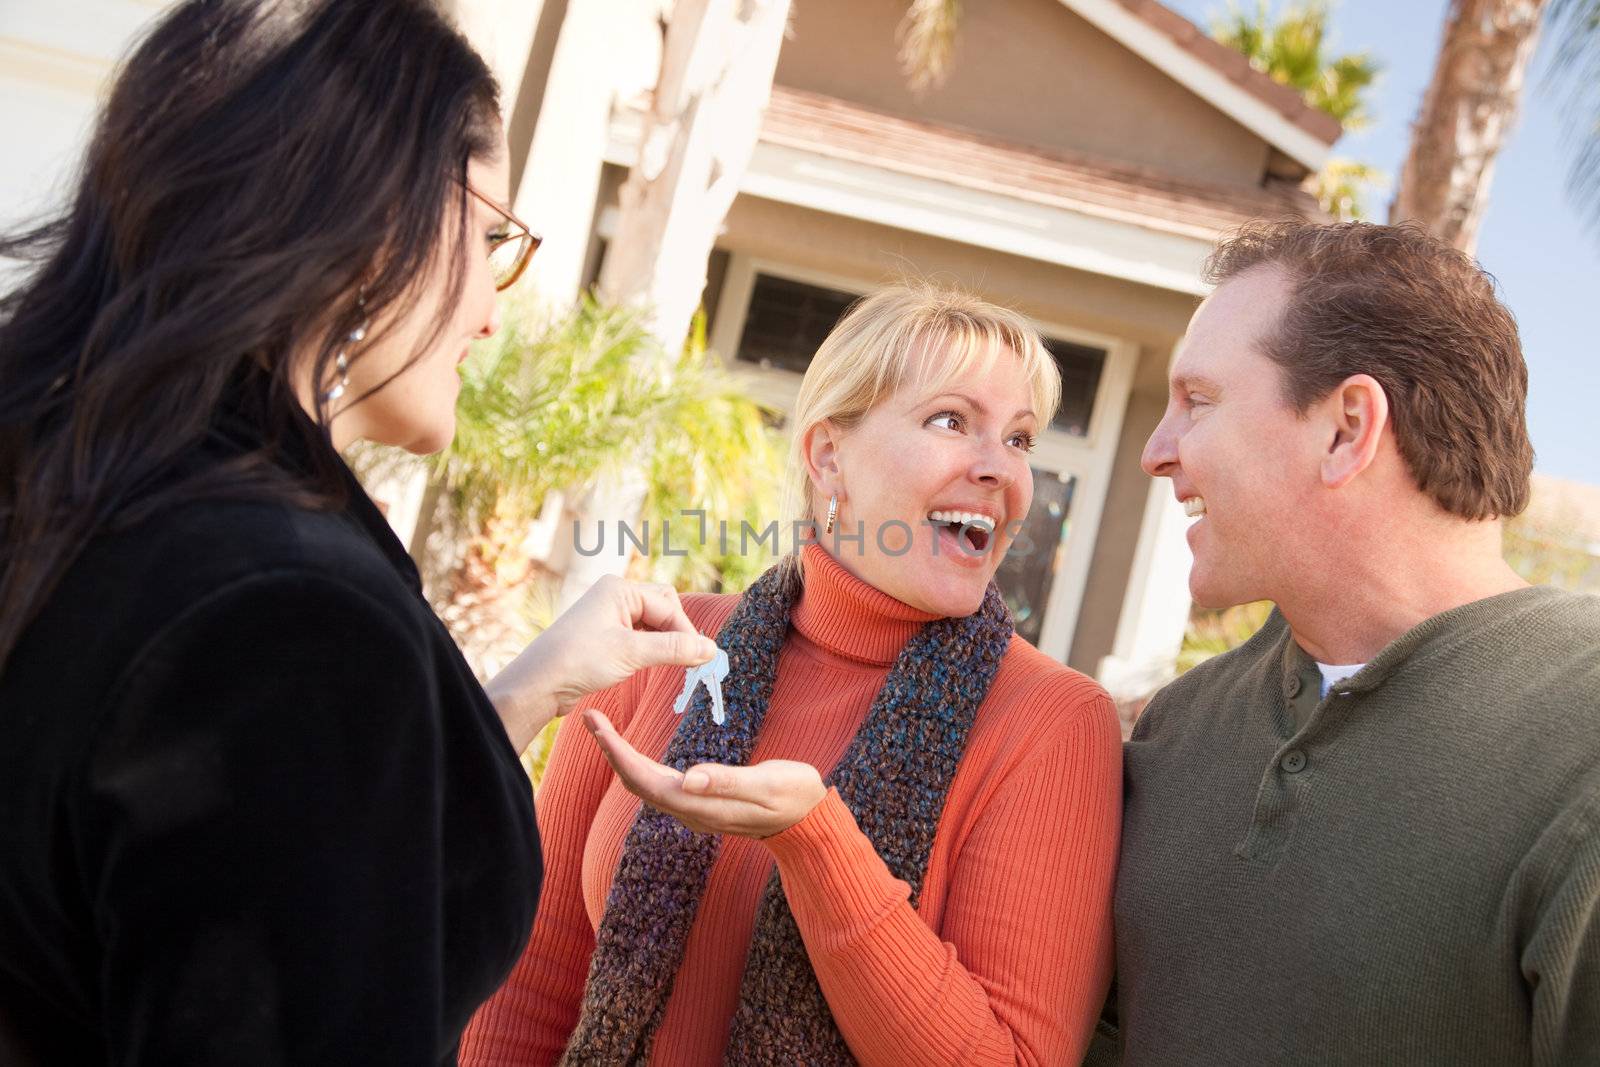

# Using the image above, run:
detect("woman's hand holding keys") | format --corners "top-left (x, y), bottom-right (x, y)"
top-left (486, 576), bottom-right (720, 753)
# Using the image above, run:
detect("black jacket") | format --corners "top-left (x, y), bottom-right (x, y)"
top-left (0, 439), bottom-right (541, 1064)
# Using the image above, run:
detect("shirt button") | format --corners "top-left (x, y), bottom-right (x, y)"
top-left (1281, 750), bottom-right (1308, 774)
top-left (1287, 676), bottom-right (1302, 698)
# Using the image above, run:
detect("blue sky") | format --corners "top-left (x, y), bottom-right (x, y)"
top-left (1166, 0), bottom-right (1596, 485)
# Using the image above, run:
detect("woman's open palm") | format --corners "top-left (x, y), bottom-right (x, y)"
top-left (583, 709), bottom-right (826, 839)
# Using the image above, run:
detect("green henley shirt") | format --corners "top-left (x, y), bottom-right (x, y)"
top-left (1096, 585), bottom-right (1600, 1065)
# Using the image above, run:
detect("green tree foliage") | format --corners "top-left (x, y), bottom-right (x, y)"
top-left (409, 295), bottom-right (784, 780)
top-left (1210, 1), bottom-right (1386, 219)
top-left (439, 296), bottom-right (784, 597)
top-left (1315, 157), bottom-right (1389, 222)
top-left (355, 299), bottom-right (785, 777)
top-left (1213, 0), bottom-right (1379, 127)
top-left (1177, 600), bottom-right (1275, 674)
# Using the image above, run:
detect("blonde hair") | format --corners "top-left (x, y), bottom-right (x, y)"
top-left (783, 282), bottom-right (1062, 530)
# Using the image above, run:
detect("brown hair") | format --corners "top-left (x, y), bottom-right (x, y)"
top-left (1206, 220), bottom-right (1533, 520)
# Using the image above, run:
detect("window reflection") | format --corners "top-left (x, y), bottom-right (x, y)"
top-left (996, 469), bottom-right (1075, 647)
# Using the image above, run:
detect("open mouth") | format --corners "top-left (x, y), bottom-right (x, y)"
top-left (1182, 496), bottom-right (1207, 519)
top-left (927, 509), bottom-right (996, 554)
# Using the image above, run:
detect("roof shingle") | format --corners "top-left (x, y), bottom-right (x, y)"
top-left (760, 87), bottom-right (1324, 242)
top-left (1107, 0), bottom-right (1343, 146)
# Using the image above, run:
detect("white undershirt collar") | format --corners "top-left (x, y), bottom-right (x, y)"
top-left (1315, 661), bottom-right (1366, 698)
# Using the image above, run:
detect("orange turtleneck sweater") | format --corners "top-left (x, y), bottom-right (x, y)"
top-left (461, 545), bottom-right (1121, 1066)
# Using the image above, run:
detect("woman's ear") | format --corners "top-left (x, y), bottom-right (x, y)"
top-left (800, 419), bottom-right (845, 500)
top-left (1320, 374), bottom-right (1390, 490)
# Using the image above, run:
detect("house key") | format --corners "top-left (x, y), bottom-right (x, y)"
top-left (672, 647), bottom-right (731, 725)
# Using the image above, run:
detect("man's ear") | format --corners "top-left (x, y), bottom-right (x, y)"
top-left (800, 419), bottom-right (845, 500)
top-left (1320, 374), bottom-right (1389, 490)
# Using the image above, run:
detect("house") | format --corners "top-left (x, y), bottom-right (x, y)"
top-left (505, 0), bottom-right (1338, 695)
top-left (0, 0), bottom-right (1340, 697)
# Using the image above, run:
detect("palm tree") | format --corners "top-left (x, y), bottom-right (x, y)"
top-left (1547, 0), bottom-right (1600, 236)
top-left (354, 298), bottom-right (784, 682)
top-left (1317, 158), bottom-right (1389, 221)
top-left (1210, 0), bottom-right (1385, 220)
top-left (549, 0), bottom-right (792, 608)
top-left (1213, 0), bottom-right (1379, 125)
top-left (1390, 0), bottom-right (1599, 253)
top-left (1389, 0), bottom-right (1548, 252)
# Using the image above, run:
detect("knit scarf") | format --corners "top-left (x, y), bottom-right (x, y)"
top-left (561, 549), bottom-right (1013, 1065)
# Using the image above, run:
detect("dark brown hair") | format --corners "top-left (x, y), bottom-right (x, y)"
top-left (1206, 220), bottom-right (1534, 521)
top-left (0, 0), bottom-right (501, 670)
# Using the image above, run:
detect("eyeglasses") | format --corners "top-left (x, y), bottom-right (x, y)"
top-left (466, 184), bottom-right (541, 291)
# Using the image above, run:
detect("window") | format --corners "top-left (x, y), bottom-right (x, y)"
top-left (1042, 338), bottom-right (1104, 438)
top-left (995, 469), bottom-right (1076, 646)
top-left (734, 272), bottom-right (1106, 440)
top-left (735, 273), bottom-right (859, 375)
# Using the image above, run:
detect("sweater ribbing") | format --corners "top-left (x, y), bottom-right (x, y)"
top-left (462, 544), bottom-right (1122, 1066)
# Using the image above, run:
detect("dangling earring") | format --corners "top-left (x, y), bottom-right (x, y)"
top-left (325, 291), bottom-right (369, 403)
top-left (824, 493), bottom-right (838, 535)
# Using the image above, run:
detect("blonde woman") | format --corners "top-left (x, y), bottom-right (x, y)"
top-left (463, 285), bottom-right (1122, 1065)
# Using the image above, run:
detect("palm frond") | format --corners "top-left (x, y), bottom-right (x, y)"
top-left (439, 295), bottom-right (785, 594)
top-left (1209, 0), bottom-right (1381, 128)
top-left (367, 296), bottom-right (786, 696)
top-left (439, 297), bottom-right (677, 521)
top-left (1264, 0), bottom-right (1329, 92)
top-left (897, 0), bottom-right (962, 92)
top-left (1211, 1), bottom-right (1273, 63)
top-left (1314, 156), bottom-right (1389, 220)
top-left (1316, 51), bottom-right (1380, 128)
top-left (1546, 0), bottom-right (1600, 236)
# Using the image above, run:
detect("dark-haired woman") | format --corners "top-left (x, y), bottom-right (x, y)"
top-left (0, 2), bottom-right (716, 1063)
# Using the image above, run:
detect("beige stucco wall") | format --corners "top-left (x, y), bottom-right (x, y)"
top-left (775, 0), bottom-right (1273, 189)
top-left (712, 196), bottom-right (1197, 345)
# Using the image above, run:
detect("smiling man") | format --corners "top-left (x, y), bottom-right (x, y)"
top-left (1092, 221), bottom-right (1600, 1065)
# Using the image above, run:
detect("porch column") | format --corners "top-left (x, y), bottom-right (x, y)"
top-left (1097, 342), bottom-right (1193, 703)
